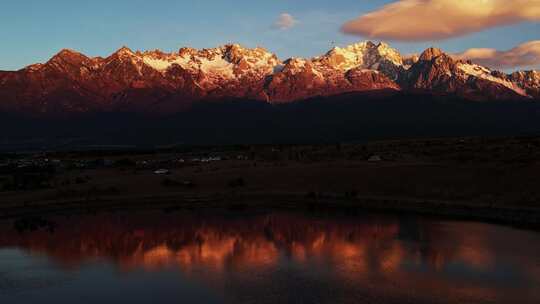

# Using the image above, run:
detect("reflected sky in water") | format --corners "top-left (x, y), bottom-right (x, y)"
top-left (0, 210), bottom-right (539, 304)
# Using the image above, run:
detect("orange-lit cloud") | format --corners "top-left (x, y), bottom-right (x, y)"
top-left (274, 13), bottom-right (299, 30)
top-left (454, 40), bottom-right (540, 69)
top-left (341, 0), bottom-right (540, 41)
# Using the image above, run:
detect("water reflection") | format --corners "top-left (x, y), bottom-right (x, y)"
top-left (0, 211), bottom-right (539, 304)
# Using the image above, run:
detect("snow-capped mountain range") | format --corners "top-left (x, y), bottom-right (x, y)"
top-left (0, 41), bottom-right (539, 115)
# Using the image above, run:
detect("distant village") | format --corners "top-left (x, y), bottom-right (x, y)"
top-left (2, 137), bottom-right (539, 192)
top-left (0, 143), bottom-right (387, 192)
top-left (0, 152), bottom-right (250, 191)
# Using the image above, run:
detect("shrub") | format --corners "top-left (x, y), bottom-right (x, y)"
top-left (344, 190), bottom-right (358, 198)
top-left (115, 158), bottom-right (136, 168)
top-left (161, 178), bottom-right (182, 187)
top-left (228, 178), bottom-right (245, 188)
top-left (306, 191), bottom-right (317, 199)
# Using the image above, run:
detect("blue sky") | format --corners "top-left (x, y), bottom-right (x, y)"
top-left (1, 0), bottom-right (539, 70)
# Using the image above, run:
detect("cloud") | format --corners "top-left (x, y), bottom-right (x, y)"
top-left (274, 13), bottom-right (298, 30)
top-left (341, 0), bottom-right (540, 41)
top-left (453, 40), bottom-right (540, 69)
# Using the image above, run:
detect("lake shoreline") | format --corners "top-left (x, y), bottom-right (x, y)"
top-left (2, 192), bottom-right (539, 230)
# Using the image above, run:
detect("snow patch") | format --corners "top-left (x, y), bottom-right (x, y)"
top-left (199, 56), bottom-right (235, 78)
top-left (458, 63), bottom-right (528, 96)
top-left (142, 56), bottom-right (189, 71)
top-left (319, 41), bottom-right (403, 73)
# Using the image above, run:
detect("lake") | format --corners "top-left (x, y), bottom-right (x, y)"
top-left (0, 209), bottom-right (539, 304)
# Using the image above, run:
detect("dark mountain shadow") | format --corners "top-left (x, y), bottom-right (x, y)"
top-left (2, 92), bottom-right (540, 151)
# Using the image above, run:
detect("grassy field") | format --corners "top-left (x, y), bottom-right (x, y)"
top-left (1, 137), bottom-right (540, 226)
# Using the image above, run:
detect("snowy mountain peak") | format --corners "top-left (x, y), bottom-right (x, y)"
top-left (345, 41), bottom-right (377, 50)
top-left (55, 48), bottom-right (86, 57)
top-left (178, 47), bottom-right (198, 57)
top-left (220, 44), bottom-right (278, 65)
top-left (2, 42), bottom-right (539, 116)
top-left (282, 57), bottom-right (309, 72)
top-left (48, 49), bottom-right (89, 63)
top-left (122, 44), bottom-right (282, 91)
top-left (457, 63), bottom-right (528, 96)
top-left (113, 46), bottom-right (136, 58)
top-left (319, 41), bottom-right (403, 71)
top-left (46, 49), bottom-right (93, 71)
top-left (419, 48), bottom-right (445, 61)
top-left (374, 42), bottom-right (403, 66)
top-left (515, 70), bottom-right (540, 83)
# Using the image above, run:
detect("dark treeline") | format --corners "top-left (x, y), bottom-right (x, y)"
top-left (2, 91), bottom-right (540, 151)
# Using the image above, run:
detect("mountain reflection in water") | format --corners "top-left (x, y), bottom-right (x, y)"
top-left (0, 210), bottom-right (539, 304)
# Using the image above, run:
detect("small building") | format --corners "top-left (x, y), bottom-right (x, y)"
top-left (368, 155), bottom-right (382, 162)
top-left (154, 169), bottom-right (170, 175)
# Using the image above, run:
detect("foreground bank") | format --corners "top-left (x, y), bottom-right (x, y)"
top-left (2, 191), bottom-right (540, 230)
